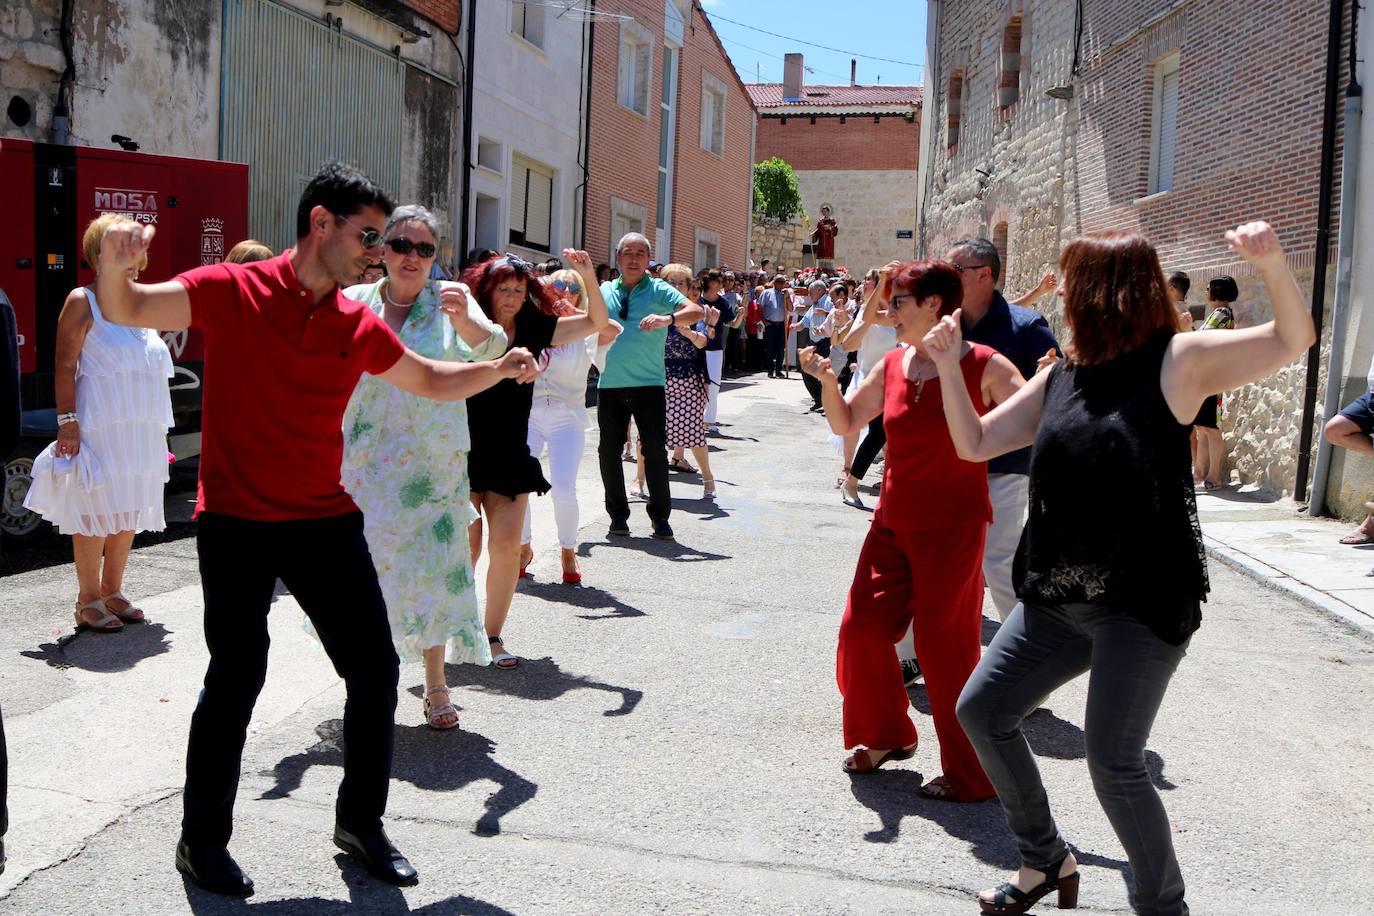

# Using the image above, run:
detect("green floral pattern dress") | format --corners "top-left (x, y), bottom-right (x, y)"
top-left (334, 278), bottom-right (507, 664)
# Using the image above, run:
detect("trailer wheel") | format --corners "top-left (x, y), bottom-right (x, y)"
top-left (3, 447), bottom-right (46, 540)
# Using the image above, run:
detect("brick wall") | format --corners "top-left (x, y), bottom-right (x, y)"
top-left (399, 0), bottom-right (458, 33)
top-left (586, 0), bottom-right (755, 268)
top-left (755, 114), bottom-right (920, 171)
top-left (922, 0), bottom-right (1349, 495)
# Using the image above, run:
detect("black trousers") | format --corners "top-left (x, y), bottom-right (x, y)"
top-left (1, 700), bottom-right (7, 841)
top-left (597, 385), bottom-right (670, 523)
top-left (802, 337), bottom-right (831, 407)
top-left (763, 321), bottom-right (786, 374)
top-left (852, 413), bottom-right (887, 479)
top-left (182, 511), bottom-right (399, 847)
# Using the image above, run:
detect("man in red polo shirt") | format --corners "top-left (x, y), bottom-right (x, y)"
top-left (95, 162), bottom-right (538, 896)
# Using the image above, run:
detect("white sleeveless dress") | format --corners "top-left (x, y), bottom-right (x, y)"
top-left (828, 322), bottom-right (899, 454)
top-left (25, 288), bottom-right (174, 536)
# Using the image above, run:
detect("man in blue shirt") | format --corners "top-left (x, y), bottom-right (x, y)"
top-left (947, 237), bottom-right (1060, 622)
top-left (793, 280), bottom-right (832, 410)
top-left (598, 233), bottom-right (704, 540)
top-left (758, 274), bottom-right (791, 378)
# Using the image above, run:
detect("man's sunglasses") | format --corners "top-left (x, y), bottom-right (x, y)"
top-left (552, 278), bottom-right (582, 294)
top-left (336, 213), bottom-right (384, 249)
top-left (386, 238), bottom-right (437, 258)
top-left (952, 262), bottom-right (990, 273)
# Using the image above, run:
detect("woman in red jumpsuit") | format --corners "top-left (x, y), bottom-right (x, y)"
top-left (801, 259), bottom-right (1024, 801)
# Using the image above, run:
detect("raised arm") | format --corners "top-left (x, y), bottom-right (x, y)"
top-left (1009, 271), bottom-right (1057, 309)
top-left (924, 310), bottom-right (1048, 461)
top-left (378, 347), bottom-right (538, 401)
top-left (437, 283), bottom-right (506, 358)
top-left (801, 345), bottom-right (885, 436)
top-left (550, 249), bottom-right (610, 346)
top-left (94, 224), bottom-right (192, 330)
top-left (1161, 221), bottom-right (1315, 424)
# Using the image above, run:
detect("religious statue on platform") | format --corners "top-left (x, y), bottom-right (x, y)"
top-left (811, 203), bottom-right (839, 268)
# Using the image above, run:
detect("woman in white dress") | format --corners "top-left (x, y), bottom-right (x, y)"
top-left (338, 205), bottom-right (508, 730)
top-left (25, 213), bottom-right (174, 632)
top-left (833, 266), bottom-right (900, 508)
top-left (518, 269), bottom-right (621, 585)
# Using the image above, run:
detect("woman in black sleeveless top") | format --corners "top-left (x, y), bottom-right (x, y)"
top-left (923, 222), bottom-right (1313, 916)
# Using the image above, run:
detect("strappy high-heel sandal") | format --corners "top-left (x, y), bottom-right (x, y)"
top-left (101, 590), bottom-right (145, 623)
top-left (422, 685), bottom-right (460, 730)
top-left (74, 599), bottom-right (123, 633)
top-left (978, 854), bottom-right (1079, 914)
top-left (702, 478), bottom-right (716, 500)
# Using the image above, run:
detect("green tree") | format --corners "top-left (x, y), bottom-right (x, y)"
top-left (752, 157), bottom-right (805, 221)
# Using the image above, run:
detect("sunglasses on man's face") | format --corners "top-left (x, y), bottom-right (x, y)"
top-left (336, 213), bottom-right (384, 249)
top-left (552, 278), bottom-right (582, 294)
top-left (385, 238), bottom-right (436, 259)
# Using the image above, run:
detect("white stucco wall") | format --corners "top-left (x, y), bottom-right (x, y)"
top-left (467, 0), bottom-right (588, 261)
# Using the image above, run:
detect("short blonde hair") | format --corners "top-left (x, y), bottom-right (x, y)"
top-left (547, 268), bottom-right (588, 309)
top-left (225, 239), bottom-right (273, 264)
top-left (82, 213), bottom-right (147, 274)
top-left (659, 263), bottom-right (693, 286)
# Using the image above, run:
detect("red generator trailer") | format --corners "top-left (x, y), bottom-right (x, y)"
top-left (0, 139), bottom-right (249, 539)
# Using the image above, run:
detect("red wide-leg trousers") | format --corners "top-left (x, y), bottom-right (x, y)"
top-left (837, 521), bottom-right (995, 802)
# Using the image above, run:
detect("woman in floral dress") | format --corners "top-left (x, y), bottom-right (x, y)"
top-left (340, 205), bottom-right (508, 729)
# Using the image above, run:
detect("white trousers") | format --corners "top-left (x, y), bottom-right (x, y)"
top-left (895, 472), bottom-right (1029, 661)
top-left (521, 404), bottom-right (586, 549)
top-left (704, 349), bottom-right (723, 426)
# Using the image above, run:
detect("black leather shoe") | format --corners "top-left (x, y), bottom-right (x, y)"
top-left (607, 517), bottom-right (630, 537)
top-left (901, 658), bottom-right (923, 687)
top-left (176, 840), bottom-right (254, 896)
top-left (651, 519), bottom-right (675, 541)
top-left (333, 823), bottom-right (418, 886)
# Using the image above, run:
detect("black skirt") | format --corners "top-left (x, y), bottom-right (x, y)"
top-left (1192, 394), bottom-right (1219, 429)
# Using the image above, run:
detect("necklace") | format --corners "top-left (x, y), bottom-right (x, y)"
top-left (382, 282), bottom-right (419, 310)
top-left (911, 351), bottom-right (933, 402)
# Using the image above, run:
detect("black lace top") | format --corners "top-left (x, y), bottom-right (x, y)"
top-left (1013, 330), bottom-right (1209, 645)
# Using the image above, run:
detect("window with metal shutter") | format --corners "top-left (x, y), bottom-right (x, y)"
top-left (221, 0), bottom-right (404, 252)
top-left (509, 156), bottom-right (553, 253)
top-left (509, 160), bottom-right (529, 237)
top-left (1157, 66), bottom-right (1179, 193)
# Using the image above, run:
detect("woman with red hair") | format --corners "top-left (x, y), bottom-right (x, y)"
top-left (925, 223), bottom-right (1312, 915)
top-left (464, 251), bottom-right (608, 668)
top-left (801, 258), bottom-right (1024, 802)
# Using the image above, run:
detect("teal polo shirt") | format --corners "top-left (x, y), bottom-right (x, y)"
top-left (597, 274), bottom-right (688, 388)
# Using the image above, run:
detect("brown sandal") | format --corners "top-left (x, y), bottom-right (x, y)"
top-left (101, 591), bottom-right (145, 623)
top-left (75, 599), bottom-right (123, 633)
top-left (918, 775), bottom-right (960, 801)
top-left (423, 686), bottom-right (460, 730)
top-left (842, 742), bottom-right (917, 773)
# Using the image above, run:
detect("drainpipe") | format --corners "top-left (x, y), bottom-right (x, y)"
top-left (457, 0), bottom-right (477, 259)
top-left (916, 0), bottom-right (940, 258)
top-left (745, 112), bottom-right (756, 266)
top-left (51, 0), bottom-right (76, 144)
top-left (579, 0), bottom-right (597, 252)
top-left (1310, 0), bottom-right (1362, 517)
top-left (1294, 0), bottom-right (1345, 504)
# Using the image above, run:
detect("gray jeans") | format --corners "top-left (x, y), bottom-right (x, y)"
top-left (956, 602), bottom-right (1189, 916)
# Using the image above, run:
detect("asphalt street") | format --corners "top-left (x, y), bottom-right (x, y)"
top-left (1, 373), bottom-right (1372, 915)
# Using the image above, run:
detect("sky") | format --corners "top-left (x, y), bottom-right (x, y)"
top-left (698, 0), bottom-right (926, 89)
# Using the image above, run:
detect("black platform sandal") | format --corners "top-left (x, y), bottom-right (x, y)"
top-left (978, 854), bottom-right (1079, 914)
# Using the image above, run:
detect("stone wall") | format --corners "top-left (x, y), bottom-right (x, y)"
top-left (921, 0), bottom-right (1345, 500)
top-left (751, 218), bottom-right (806, 273)
top-left (795, 169), bottom-right (919, 273)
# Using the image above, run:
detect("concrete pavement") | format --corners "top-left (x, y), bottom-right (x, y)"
top-left (1, 373), bottom-right (1372, 915)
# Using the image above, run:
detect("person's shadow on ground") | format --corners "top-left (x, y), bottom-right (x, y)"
top-left (260, 719), bottom-right (536, 836)
top-left (518, 579), bottom-right (646, 620)
top-left (441, 656), bottom-right (644, 717)
top-left (20, 620), bottom-right (172, 673)
top-left (579, 538), bottom-right (730, 563)
top-left (906, 685), bottom-right (1175, 790)
top-left (181, 875), bottom-right (515, 915)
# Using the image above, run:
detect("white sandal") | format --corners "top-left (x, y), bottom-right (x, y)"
top-left (702, 477), bottom-right (716, 500)
top-left (100, 590), bottom-right (145, 623)
top-left (74, 599), bottom-right (123, 633)
top-left (423, 685), bottom-right (460, 730)
top-left (489, 635), bottom-right (518, 669)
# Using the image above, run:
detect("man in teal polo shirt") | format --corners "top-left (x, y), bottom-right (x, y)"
top-left (598, 232), bottom-right (704, 540)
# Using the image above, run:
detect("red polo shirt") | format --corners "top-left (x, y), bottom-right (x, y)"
top-left (175, 252), bottom-right (405, 521)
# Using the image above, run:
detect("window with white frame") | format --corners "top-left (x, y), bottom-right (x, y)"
top-left (694, 228), bottom-right (720, 271)
top-left (700, 71), bottom-right (727, 156)
top-left (511, 1), bottom-right (545, 49)
top-left (509, 155), bottom-right (555, 253)
top-left (618, 20), bottom-right (653, 116)
top-left (610, 196), bottom-right (648, 261)
top-left (476, 136), bottom-right (502, 173)
top-left (1149, 52), bottom-right (1180, 195)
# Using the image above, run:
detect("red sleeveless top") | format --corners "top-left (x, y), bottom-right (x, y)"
top-left (872, 343), bottom-right (996, 532)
